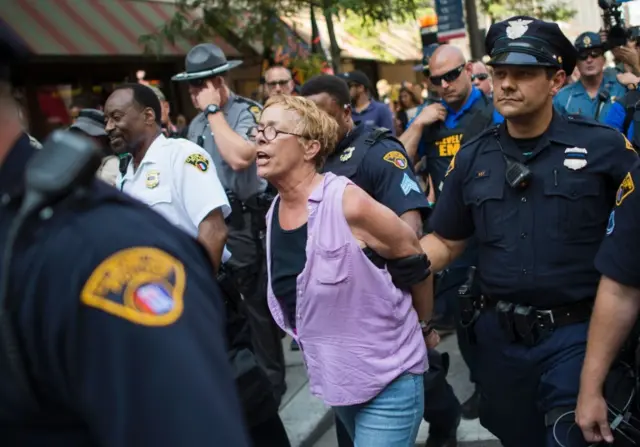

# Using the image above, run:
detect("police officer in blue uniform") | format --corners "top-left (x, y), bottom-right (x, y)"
top-left (0, 44), bottom-right (249, 446)
top-left (302, 74), bottom-right (460, 447)
top-left (575, 161), bottom-right (640, 445)
top-left (400, 45), bottom-right (503, 419)
top-left (554, 31), bottom-right (627, 122)
top-left (604, 81), bottom-right (640, 150)
top-left (420, 16), bottom-right (638, 447)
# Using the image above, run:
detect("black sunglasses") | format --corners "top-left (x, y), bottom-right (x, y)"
top-left (188, 78), bottom-right (207, 88)
top-left (578, 49), bottom-right (604, 61)
top-left (429, 65), bottom-right (465, 86)
top-left (471, 73), bottom-right (489, 81)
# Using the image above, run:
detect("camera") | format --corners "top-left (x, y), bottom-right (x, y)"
top-left (599, 0), bottom-right (629, 48)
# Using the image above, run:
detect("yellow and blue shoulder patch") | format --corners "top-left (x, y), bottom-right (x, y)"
top-left (445, 152), bottom-right (457, 177)
top-left (185, 153), bottom-right (209, 172)
top-left (624, 135), bottom-right (635, 152)
top-left (383, 150), bottom-right (408, 170)
top-left (249, 105), bottom-right (262, 122)
top-left (81, 247), bottom-right (186, 326)
top-left (616, 172), bottom-right (635, 206)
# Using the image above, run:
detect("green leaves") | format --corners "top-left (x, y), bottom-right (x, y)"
top-left (479, 0), bottom-right (577, 23)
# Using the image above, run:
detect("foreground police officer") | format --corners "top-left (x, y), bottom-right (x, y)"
top-left (401, 44), bottom-right (503, 420)
top-left (554, 31), bottom-right (626, 122)
top-left (420, 16), bottom-right (638, 447)
top-left (576, 162), bottom-right (640, 444)
top-left (173, 43), bottom-right (286, 400)
top-left (302, 75), bottom-right (460, 447)
top-left (0, 45), bottom-right (249, 445)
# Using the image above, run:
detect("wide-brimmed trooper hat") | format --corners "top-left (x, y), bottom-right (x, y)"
top-left (172, 43), bottom-right (243, 82)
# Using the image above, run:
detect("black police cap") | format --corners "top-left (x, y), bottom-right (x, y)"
top-left (485, 16), bottom-right (577, 75)
top-left (574, 32), bottom-right (604, 51)
top-left (0, 25), bottom-right (29, 82)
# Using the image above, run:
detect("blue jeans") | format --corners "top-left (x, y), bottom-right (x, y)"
top-left (334, 374), bottom-right (424, 447)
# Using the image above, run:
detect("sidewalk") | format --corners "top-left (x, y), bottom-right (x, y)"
top-left (278, 335), bottom-right (500, 447)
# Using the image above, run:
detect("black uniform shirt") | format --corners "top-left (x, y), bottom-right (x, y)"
top-left (595, 160), bottom-right (640, 288)
top-left (326, 123), bottom-right (430, 218)
top-left (0, 134), bottom-right (250, 446)
top-left (430, 113), bottom-right (638, 306)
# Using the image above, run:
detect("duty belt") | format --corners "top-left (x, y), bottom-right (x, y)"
top-left (471, 295), bottom-right (593, 346)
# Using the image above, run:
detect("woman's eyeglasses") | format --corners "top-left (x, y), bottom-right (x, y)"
top-left (429, 65), bottom-right (465, 86)
top-left (249, 125), bottom-right (305, 142)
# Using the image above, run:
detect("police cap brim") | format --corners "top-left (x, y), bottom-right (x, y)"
top-left (171, 60), bottom-right (243, 82)
top-left (487, 51), bottom-right (558, 68)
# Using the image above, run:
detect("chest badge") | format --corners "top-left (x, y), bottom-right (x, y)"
top-left (146, 170), bottom-right (160, 189)
top-left (563, 147), bottom-right (588, 170)
top-left (340, 147), bottom-right (355, 162)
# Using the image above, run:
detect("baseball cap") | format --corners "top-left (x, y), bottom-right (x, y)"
top-left (69, 109), bottom-right (107, 137)
top-left (338, 71), bottom-right (372, 91)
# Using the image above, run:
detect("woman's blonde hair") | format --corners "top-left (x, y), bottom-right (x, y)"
top-left (263, 95), bottom-right (339, 168)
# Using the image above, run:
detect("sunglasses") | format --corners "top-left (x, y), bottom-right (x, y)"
top-left (578, 50), bottom-right (604, 61)
top-left (471, 73), bottom-right (489, 81)
top-left (429, 65), bottom-right (465, 86)
top-left (188, 78), bottom-right (207, 88)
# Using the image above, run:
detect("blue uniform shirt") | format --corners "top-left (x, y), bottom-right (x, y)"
top-left (430, 113), bottom-right (638, 306)
top-left (409, 86), bottom-right (504, 159)
top-left (352, 99), bottom-right (396, 135)
top-left (595, 160), bottom-right (640, 288)
top-left (0, 134), bottom-right (250, 446)
top-left (554, 72), bottom-right (627, 122)
top-left (328, 122), bottom-right (429, 218)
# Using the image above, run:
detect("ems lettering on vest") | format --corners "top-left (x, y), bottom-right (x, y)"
top-left (436, 134), bottom-right (464, 157)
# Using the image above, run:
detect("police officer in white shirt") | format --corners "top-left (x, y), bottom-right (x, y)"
top-left (105, 83), bottom-right (230, 271)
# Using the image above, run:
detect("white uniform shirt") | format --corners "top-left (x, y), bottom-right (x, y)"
top-left (117, 134), bottom-right (232, 261)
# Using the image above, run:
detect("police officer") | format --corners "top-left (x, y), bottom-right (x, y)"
top-left (554, 31), bottom-right (627, 122)
top-left (575, 161), bottom-right (640, 444)
top-left (107, 82), bottom-right (231, 271)
top-left (420, 16), bottom-right (638, 447)
top-left (401, 45), bottom-right (503, 419)
top-left (302, 74), bottom-right (460, 447)
top-left (173, 44), bottom-right (286, 400)
top-left (0, 42), bottom-right (249, 446)
top-left (604, 79), bottom-right (640, 150)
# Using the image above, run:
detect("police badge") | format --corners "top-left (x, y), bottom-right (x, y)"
top-left (506, 19), bottom-right (533, 40)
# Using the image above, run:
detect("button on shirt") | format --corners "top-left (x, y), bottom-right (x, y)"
top-left (118, 134), bottom-right (232, 261)
top-left (430, 113), bottom-right (638, 306)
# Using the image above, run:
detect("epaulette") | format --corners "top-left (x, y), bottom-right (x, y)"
top-left (458, 124), bottom-right (498, 149)
top-left (234, 95), bottom-right (263, 110)
top-left (565, 114), bottom-right (617, 130)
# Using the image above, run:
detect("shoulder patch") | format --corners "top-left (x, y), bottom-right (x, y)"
top-left (624, 135), bottom-right (635, 151)
top-left (185, 153), bottom-right (209, 172)
top-left (383, 150), bottom-right (408, 169)
top-left (249, 105), bottom-right (261, 122)
top-left (445, 151), bottom-right (457, 177)
top-left (80, 247), bottom-right (185, 326)
top-left (616, 172), bottom-right (635, 206)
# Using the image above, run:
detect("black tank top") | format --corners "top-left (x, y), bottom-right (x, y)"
top-left (270, 199), bottom-right (308, 328)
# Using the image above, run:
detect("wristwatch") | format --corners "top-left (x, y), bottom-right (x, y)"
top-left (204, 104), bottom-right (221, 117)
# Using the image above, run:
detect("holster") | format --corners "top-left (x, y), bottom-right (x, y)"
top-left (513, 305), bottom-right (543, 347)
top-left (496, 301), bottom-right (517, 343)
top-left (458, 266), bottom-right (479, 345)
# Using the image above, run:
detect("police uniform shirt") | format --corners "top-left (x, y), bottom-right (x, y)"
top-left (0, 134), bottom-right (249, 446)
top-left (408, 86), bottom-right (504, 198)
top-left (187, 92), bottom-right (267, 201)
top-left (429, 113), bottom-right (638, 306)
top-left (595, 161), bottom-right (640, 288)
top-left (325, 123), bottom-right (429, 217)
top-left (554, 70), bottom-right (627, 122)
top-left (118, 134), bottom-right (232, 262)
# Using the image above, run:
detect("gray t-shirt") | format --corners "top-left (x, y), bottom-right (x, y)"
top-left (188, 92), bottom-right (267, 201)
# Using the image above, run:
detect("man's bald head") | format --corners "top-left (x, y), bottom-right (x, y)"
top-left (429, 45), bottom-right (466, 71)
top-left (426, 44), bottom-right (473, 110)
